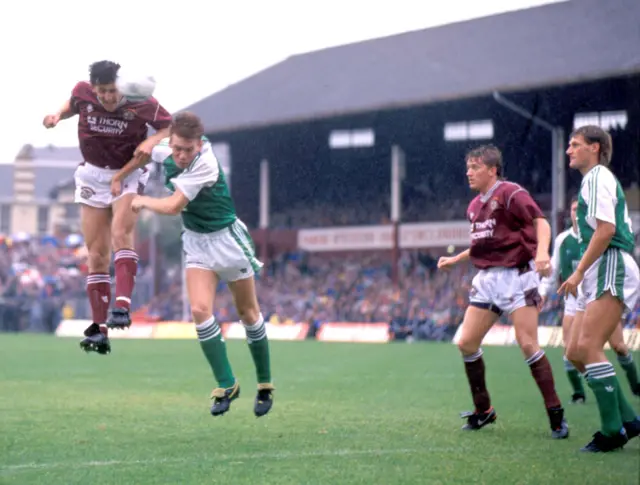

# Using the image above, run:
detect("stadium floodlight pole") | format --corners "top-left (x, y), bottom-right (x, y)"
top-left (259, 160), bottom-right (270, 230)
top-left (492, 91), bottom-right (566, 243)
top-left (390, 145), bottom-right (405, 286)
top-left (259, 160), bottom-right (270, 264)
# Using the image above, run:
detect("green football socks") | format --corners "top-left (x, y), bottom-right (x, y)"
top-left (585, 362), bottom-right (624, 437)
top-left (564, 355), bottom-right (585, 395)
top-left (617, 352), bottom-right (640, 392)
top-left (196, 317), bottom-right (236, 389)
top-left (243, 314), bottom-right (272, 384)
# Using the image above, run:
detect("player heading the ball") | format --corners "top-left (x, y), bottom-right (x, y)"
top-left (43, 60), bottom-right (172, 355)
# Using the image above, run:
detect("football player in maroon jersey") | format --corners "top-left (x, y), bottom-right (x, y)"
top-left (438, 145), bottom-right (568, 439)
top-left (43, 61), bottom-right (172, 355)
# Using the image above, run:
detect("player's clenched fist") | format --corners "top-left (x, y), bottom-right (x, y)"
top-left (131, 195), bottom-right (145, 213)
top-left (43, 114), bottom-right (60, 129)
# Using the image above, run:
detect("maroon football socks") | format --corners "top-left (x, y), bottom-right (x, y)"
top-left (86, 273), bottom-right (111, 334)
top-left (527, 350), bottom-right (562, 409)
top-left (114, 249), bottom-right (139, 310)
top-left (463, 349), bottom-right (492, 412)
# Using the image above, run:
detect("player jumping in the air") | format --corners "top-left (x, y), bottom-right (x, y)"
top-left (123, 112), bottom-right (274, 417)
top-left (438, 145), bottom-right (568, 439)
top-left (43, 61), bottom-right (172, 355)
top-left (540, 196), bottom-right (640, 404)
top-left (560, 125), bottom-right (640, 452)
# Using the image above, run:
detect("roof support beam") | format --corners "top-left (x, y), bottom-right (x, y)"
top-left (492, 91), bottom-right (565, 244)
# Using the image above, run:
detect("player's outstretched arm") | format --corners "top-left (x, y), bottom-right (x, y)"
top-left (56, 99), bottom-right (77, 120)
top-left (132, 154), bottom-right (215, 215)
top-left (42, 99), bottom-right (76, 128)
top-left (132, 189), bottom-right (189, 216)
top-left (438, 249), bottom-right (470, 270)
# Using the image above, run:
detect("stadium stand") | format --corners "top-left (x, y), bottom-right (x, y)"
top-left (7, 231), bottom-right (637, 340)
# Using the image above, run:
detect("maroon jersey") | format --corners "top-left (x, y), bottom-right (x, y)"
top-left (467, 181), bottom-right (544, 269)
top-left (70, 81), bottom-right (172, 170)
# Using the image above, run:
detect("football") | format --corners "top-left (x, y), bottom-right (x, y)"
top-left (116, 69), bottom-right (157, 102)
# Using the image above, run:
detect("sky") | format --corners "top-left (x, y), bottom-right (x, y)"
top-left (0, 0), bottom-right (561, 164)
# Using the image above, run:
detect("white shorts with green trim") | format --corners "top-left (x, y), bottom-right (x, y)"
top-left (576, 248), bottom-right (640, 317)
top-left (182, 219), bottom-right (263, 282)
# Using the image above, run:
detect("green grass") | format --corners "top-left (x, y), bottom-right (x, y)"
top-left (0, 334), bottom-right (638, 485)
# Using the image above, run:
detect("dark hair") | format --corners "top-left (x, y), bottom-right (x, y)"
top-left (171, 112), bottom-right (204, 140)
top-left (89, 61), bottom-right (121, 85)
top-left (570, 195), bottom-right (579, 205)
top-left (570, 125), bottom-right (613, 166)
top-left (465, 144), bottom-right (504, 179)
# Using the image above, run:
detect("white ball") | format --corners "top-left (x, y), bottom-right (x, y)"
top-left (116, 69), bottom-right (156, 102)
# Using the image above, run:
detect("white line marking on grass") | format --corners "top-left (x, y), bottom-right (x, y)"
top-left (1, 447), bottom-right (453, 475)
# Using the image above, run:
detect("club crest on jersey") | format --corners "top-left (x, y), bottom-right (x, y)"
top-left (86, 105), bottom-right (94, 113)
top-left (122, 110), bottom-right (135, 121)
top-left (489, 198), bottom-right (499, 212)
top-left (80, 186), bottom-right (95, 199)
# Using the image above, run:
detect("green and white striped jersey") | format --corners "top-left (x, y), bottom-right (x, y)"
top-left (576, 165), bottom-right (634, 254)
top-left (151, 137), bottom-right (237, 233)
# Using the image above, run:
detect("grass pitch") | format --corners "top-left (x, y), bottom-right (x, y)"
top-left (0, 334), bottom-right (638, 484)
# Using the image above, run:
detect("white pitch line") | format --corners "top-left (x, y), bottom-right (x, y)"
top-left (1, 447), bottom-right (454, 475)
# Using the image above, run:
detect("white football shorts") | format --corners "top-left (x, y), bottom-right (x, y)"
top-left (182, 219), bottom-right (263, 282)
top-left (469, 260), bottom-right (541, 315)
top-left (74, 162), bottom-right (149, 208)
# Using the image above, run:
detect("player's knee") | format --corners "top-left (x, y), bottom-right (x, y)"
top-left (457, 338), bottom-right (480, 356)
top-left (518, 341), bottom-right (539, 359)
top-left (190, 304), bottom-right (211, 324)
top-left (611, 341), bottom-right (628, 356)
top-left (111, 227), bottom-right (133, 251)
top-left (238, 306), bottom-right (261, 326)
top-left (87, 251), bottom-right (110, 273)
top-left (514, 325), bottom-right (539, 355)
top-left (572, 338), bottom-right (595, 363)
top-left (564, 343), bottom-right (582, 365)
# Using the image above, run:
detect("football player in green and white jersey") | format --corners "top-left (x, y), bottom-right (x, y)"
top-left (540, 196), bottom-right (640, 405)
top-left (119, 112), bottom-right (274, 418)
top-left (559, 125), bottom-right (640, 452)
